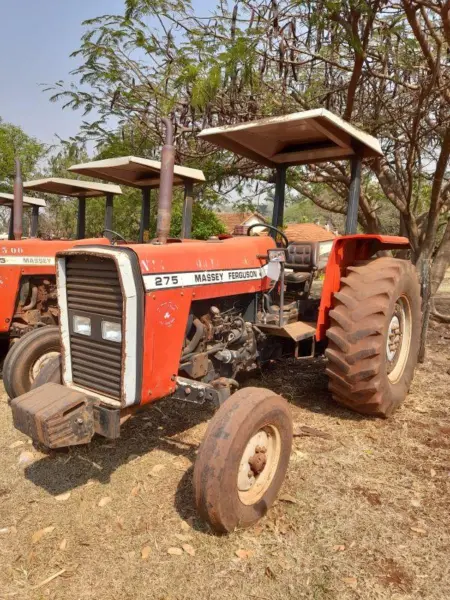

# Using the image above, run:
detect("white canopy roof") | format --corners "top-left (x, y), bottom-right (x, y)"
top-left (23, 178), bottom-right (122, 198)
top-left (199, 108), bottom-right (383, 167)
top-left (0, 192), bottom-right (46, 208)
top-left (69, 156), bottom-right (206, 189)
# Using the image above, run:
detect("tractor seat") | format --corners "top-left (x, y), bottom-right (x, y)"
top-left (284, 241), bottom-right (318, 283)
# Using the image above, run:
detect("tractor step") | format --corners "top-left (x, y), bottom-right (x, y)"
top-left (256, 321), bottom-right (316, 342)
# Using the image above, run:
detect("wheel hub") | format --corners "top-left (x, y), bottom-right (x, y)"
top-left (31, 351), bottom-right (60, 380)
top-left (386, 296), bottom-right (412, 383)
top-left (237, 426), bottom-right (281, 505)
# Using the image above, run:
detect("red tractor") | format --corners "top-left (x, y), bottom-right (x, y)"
top-left (9, 112), bottom-right (421, 533)
top-left (2, 160), bottom-right (204, 397)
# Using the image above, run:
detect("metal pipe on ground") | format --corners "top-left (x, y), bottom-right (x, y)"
top-left (156, 118), bottom-right (175, 244)
top-left (13, 158), bottom-right (23, 240)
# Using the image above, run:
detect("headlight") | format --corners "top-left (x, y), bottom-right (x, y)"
top-left (73, 315), bottom-right (91, 336)
top-left (102, 320), bottom-right (122, 343)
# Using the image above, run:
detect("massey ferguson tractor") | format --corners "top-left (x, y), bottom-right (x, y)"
top-left (2, 160), bottom-right (204, 398)
top-left (9, 111), bottom-right (421, 533)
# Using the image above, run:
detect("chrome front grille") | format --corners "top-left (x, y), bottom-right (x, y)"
top-left (66, 255), bottom-right (123, 400)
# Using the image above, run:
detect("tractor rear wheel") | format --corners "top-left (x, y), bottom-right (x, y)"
top-left (325, 257), bottom-right (421, 417)
top-left (194, 387), bottom-right (293, 533)
top-left (3, 326), bottom-right (61, 399)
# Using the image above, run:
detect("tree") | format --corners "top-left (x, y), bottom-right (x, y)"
top-left (0, 120), bottom-right (46, 235)
top-left (50, 1), bottom-right (450, 329)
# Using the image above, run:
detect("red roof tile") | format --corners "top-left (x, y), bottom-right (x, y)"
top-left (284, 223), bottom-right (336, 242)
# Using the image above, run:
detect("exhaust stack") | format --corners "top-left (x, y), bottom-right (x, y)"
top-left (156, 118), bottom-right (175, 243)
top-left (13, 158), bottom-right (23, 240)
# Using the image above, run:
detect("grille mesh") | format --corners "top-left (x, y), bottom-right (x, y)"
top-left (66, 255), bottom-right (123, 400)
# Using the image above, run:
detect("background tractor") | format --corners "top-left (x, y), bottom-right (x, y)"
top-left (9, 112), bottom-right (421, 533)
top-left (2, 160), bottom-right (204, 398)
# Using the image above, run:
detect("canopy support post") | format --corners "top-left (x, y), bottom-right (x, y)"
top-left (104, 193), bottom-right (114, 239)
top-left (30, 205), bottom-right (39, 237)
top-left (181, 180), bottom-right (194, 239)
top-left (271, 166), bottom-right (287, 235)
top-left (77, 196), bottom-right (86, 239)
top-left (139, 187), bottom-right (151, 243)
top-left (8, 207), bottom-right (14, 240)
top-left (345, 156), bottom-right (362, 235)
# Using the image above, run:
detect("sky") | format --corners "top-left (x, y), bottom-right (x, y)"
top-left (0, 0), bottom-right (207, 149)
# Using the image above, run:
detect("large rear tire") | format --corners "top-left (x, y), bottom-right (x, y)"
top-left (194, 387), bottom-right (293, 533)
top-left (325, 258), bottom-right (421, 417)
top-left (2, 326), bottom-right (61, 399)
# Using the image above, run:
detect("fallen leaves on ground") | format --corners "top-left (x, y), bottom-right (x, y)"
top-left (167, 547), bottom-right (183, 556)
top-left (342, 576), bottom-right (358, 589)
top-left (55, 491), bottom-right (71, 502)
top-left (279, 493), bottom-right (298, 504)
top-left (9, 441), bottom-right (24, 449)
top-left (235, 549), bottom-right (254, 560)
top-left (98, 496), bottom-right (112, 508)
top-left (150, 464), bottom-right (165, 476)
top-left (59, 538), bottom-right (67, 551)
top-left (18, 451), bottom-right (34, 466)
top-left (32, 526), bottom-right (55, 544)
top-left (293, 424), bottom-right (332, 439)
top-left (141, 546), bottom-right (152, 560)
top-left (182, 543), bottom-right (196, 556)
top-left (410, 526), bottom-right (427, 535)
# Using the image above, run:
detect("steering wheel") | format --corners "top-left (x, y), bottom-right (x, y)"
top-left (103, 229), bottom-right (127, 245)
top-left (247, 223), bottom-right (289, 248)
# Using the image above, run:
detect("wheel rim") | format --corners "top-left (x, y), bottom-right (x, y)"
top-left (30, 351), bottom-right (60, 381)
top-left (386, 295), bottom-right (412, 384)
top-left (237, 425), bottom-right (281, 506)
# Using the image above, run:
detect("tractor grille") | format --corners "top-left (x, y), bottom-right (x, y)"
top-left (66, 255), bottom-right (123, 400)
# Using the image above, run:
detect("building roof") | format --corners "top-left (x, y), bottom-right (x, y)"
top-left (69, 156), bottom-right (205, 189)
top-left (23, 178), bottom-right (122, 198)
top-left (199, 108), bottom-right (383, 167)
top-left (216, 211), bottom-right (266, 234)
top-left (0, 192), bottom-right (46, 208)
top-left (284, 223), bottom-right (336, 243)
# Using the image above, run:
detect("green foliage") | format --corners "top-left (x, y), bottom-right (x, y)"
top-left (0, 120), bottom-right (46, 192)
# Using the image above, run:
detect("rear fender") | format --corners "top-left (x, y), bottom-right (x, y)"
top-left (316, 234), bottom-right (411, 341)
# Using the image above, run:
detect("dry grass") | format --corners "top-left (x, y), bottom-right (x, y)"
top-left (0, 324), bottom-right (449, 599)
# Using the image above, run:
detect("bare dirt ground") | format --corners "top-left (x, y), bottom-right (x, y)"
top-left (0, 291), bottom-right (449, 599)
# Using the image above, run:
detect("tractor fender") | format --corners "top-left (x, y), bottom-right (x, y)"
top-left (316, 234), bottom-right (411, 341)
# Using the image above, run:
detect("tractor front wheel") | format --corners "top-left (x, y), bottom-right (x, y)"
top-left (193, 387), bottom-right (293, 533)
top-left (3, 326), bottom-right (61, 399)
top-left (325, 257), bottom-right (421, 417)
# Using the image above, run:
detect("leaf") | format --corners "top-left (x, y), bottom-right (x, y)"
top-left (279, 493), bottom-right (298, 504)
top-left (410, 526), bottom-right (427, 535)
top-left (150, 464), bottom-right (165, 476)
top-left (55, 492), bottom-right (71, 502)
top-left (181, 521), bottom-right (190, 531)
top-left (98, 496), bottom-right (112, 507)
top-left (141, 545), bottom-right (151, 560)
top-left (130, 486), bottom-right (140, 497)
top-left (342, 576), bottom-right (358, 588)
top-left (32, 526), bottom-right (55, 544)
top-left (235, 549), bottom-right (254, 559)
top-left (430, 468), bottom-right (436, 477)
top-left (182, 543), bottom-right (196, 556)
top-left (333, 545), bottom-right (346, 551)
top-left (293, 425), bottom-right (332, 439)
top-left (18, 451), bottom-right (35, 466)
top-left (59, 538), bottom-right (67, 551)
top-left (167, 547), bottom-right (183, 556)
top-left (9, 441), bottom-right (24, 449)
top-left (265, 566), bottom-right (276, 580)
top-left (410, 498), bottom-right (421, 507)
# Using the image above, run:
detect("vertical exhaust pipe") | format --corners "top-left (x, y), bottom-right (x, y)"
top-left (13, 158), bottom-right (23, 240)
top-left (156, 118), bottom-right (175, 243)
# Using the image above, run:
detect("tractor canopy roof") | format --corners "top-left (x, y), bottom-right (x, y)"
top-left (23, 178), bottom-right (122, 198)
top-left (0, 192), bottom-right (46, 208)
top-left (199, 108), bottom-right (383, 168)
top-left (68, 156), bottom-right (205, 189)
